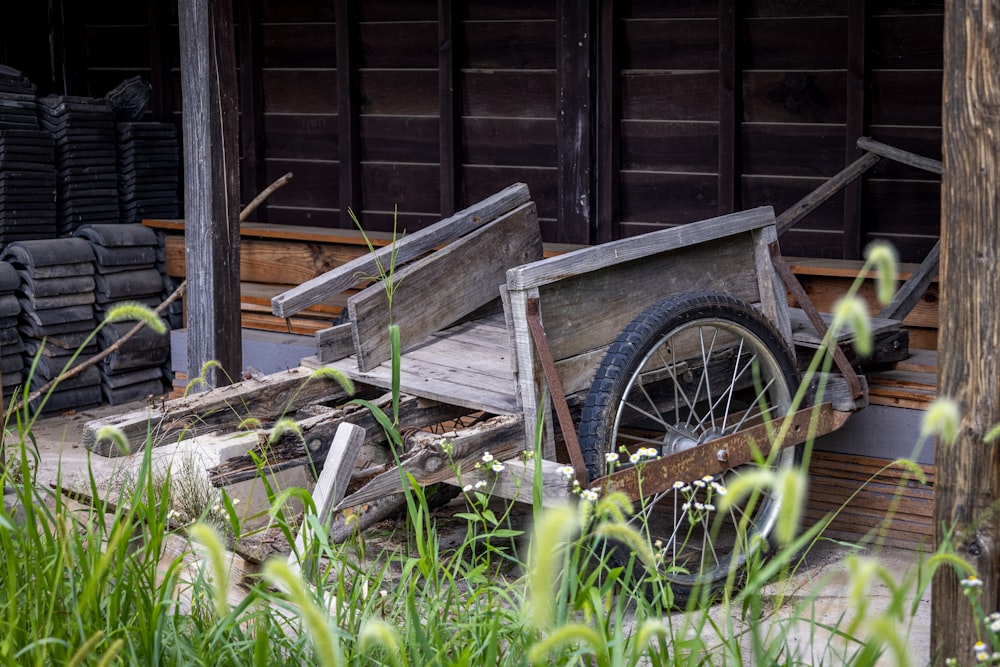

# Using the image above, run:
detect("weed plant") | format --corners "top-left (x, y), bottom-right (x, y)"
top-left (0, 247), bottom-right (986, 666)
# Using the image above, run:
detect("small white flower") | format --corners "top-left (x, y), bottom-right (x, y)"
top-left (580, 489), bottom-right (599, 502)
top-left (475, 479), bottom-right (488, 490)
top-left (991, 618), bottom-right (1000, 633)
top-left (638, 447), bottom-right (659, 458)
top-left (629, 452), bottom-right (642, 464)
top-left (653, 539), bottom-right (663, 549)
top-left (681, 502), bottom-right (691, 512)
top-left (693, 479), bottom-right (706, 489)
top-left (557, 465), bottom-right (575, 479)
top-left (705, 503), bottom-right (716, 512)
top-left (481, 451), bottom-right (494, 463)
top-left (379, 590), bottom-right (388, 598)
top-left (462, 484), bottom-right (474, 493)
top-left (672, 481), bottom-right (685, 490)
top-left (693, 502), bottom-right (705, 511)
top-left (974, 641), bottom-right (989, 662)
top-left (491, 461), bottom-right (505, 473)
top-left (712, 482), bottom-right (728, 495)
top-left (701, 474), bottom-right (714, 483)
top-left (605, 452), bottom-right (620, 463)
top-left (231, 497), bottom-right (240, 506)
top-left (963, 575), bottom-right (985, 589)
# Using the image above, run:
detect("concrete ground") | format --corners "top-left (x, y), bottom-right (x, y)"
top-left (19, 401), bottom-right (933, 666)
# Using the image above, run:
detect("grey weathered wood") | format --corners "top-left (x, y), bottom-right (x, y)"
top-left (505, 286), bottom-right (555, 459)
top-left (336, 414), bottom-right (524, 509)
top-left (349, 201), bottom-right (542, 372)
top-left (788, 307), bottom-right (904, 347)
top-left (84, 367), bottom-right (352, 456)
top-left (878, 240), bottom-right (940, 321)
top-left (856, 137), bottom-right (943, 175)
top-left (443, 458), bottom-right (573, 508)
top-left (179, 0), bottom-right (242, 387)
top-left (753, 227), bottom-right (793, 346)
top-left (271, 183), bottom-right (531, 318)
top-left (315, 322), bottom-right (355, 363)
top-left (506, 206), bottom-right (775, 291)
top-left (774, 152), bottom-right (880, 237)
top-left (289, 422), bottom-right (365, 574)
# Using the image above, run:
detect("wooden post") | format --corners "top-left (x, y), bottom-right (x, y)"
top-left (932, 0), bottom-right (1000, 662)
top-left (438, 0), bottom-right (460, 217)
top-left (179, 0), bottom-right (242, 388)
top-left (556, 0), bottom-right (592, 245)
top-left (336, 0), bottom-right (361, 224)
top-left (717, 0), bottom-right (740, 215)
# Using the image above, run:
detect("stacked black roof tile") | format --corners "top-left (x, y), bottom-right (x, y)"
top-left (116, 122), bottom-right (180, 223)
top-left (75, 223), bottom-right (169, 404)
top-left (38, 95), bottom-right (120, 235)
top-left (1, 238), bottom-right (101, 413)
top-left (0, 67), bottom-right (57, 245)
top-left (0, 261), bottom-right (23, 400)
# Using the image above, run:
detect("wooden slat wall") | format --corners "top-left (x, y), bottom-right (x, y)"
top-left (18, 0), bottom-right (942, 261)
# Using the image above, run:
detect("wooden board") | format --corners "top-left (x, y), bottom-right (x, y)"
top-left (350, 201), bottom-right (542, 371)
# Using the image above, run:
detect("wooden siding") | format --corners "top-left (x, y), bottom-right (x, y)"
top-left (1, 0), bottom-right (943, 262)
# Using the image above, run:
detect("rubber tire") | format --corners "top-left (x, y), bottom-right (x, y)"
top-left (577, 291), bottom-right (800, 605)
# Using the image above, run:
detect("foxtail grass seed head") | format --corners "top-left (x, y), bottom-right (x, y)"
top-left (865, 241), bottom-right (899, 305)
top-left (525, 504), bottom-right (578, 630)
top-left (269, 417), bottom-right (304, 445)
top-left (775, 468), bottom-right (806, 544)
top-left (308, 367), bottom-right (356, 396)
top-left (921, 397), bottom-right (961, 446)
top-left (104, 301), bottom-right (167, 334)
top-left (188, 521), bottom-right (230, 619)
top-left (94, 425), bottom-right (130, 456)
top-left (262, 559), bottom-right (343, 667)
top-left (358, 619), bottom-right (403, 667)
top-left (831, 295), bottom-right (872, 357)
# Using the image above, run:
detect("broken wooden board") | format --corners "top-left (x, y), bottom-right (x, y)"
top-left (442, 458), bottom-right (574, 508)
top-left (272, 182), bottom-right (531, 318)
top-left (83, 367), bottom-right (354, 456)
top-left (349, 201), bottom-right (543, 372)
top-left (788, 307), bottom-right (909, 367)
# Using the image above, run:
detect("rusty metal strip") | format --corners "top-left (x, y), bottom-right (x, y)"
top-left (594, 402), bottom-right (850, 502)
top-left (524, 297), bottom-right (589, 485)
top-left (768, 242), bottom-right (864, 399)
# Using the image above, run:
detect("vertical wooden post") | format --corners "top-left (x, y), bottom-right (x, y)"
top-left (336, 0), bottom-right (361, 225)
top-left (717, 0), bottom-right (740, 215)
top-left (438, 0), bottom-right (460, 217)
top-left (237, 0), bottom-right (266, 217)
top-left (593, 0), bottom-right (618, 245)
top-left (932, 0), bottom-right (1000, 662)
top-left (841, 0), bottom-right (867, 260)
top-left (179, 0), bottom-right (242, 388)
top-left (556, 0), bottom-right (592, 245)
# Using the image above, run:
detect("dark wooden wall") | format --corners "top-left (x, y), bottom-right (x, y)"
top-left (0, 0), bottom-right (943, 262)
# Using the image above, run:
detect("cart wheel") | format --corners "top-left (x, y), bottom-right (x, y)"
top-left (577, 291), bottom-right (800, 604)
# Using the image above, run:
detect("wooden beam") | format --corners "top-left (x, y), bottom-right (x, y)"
top-left (717, 0), bottom-right (740, 214)
top-left (179, 0), bottom-right (242, 388)
top-left (556, 0), bottom-right (592, 245)
top-left (335, 0), bottom-right (361, 224)
top-left (775, 152), bottom-right (880, 237)
top-left (857, 137), bottom-right (943, 175)
top-left (842, 0), bottom-right (868, 260)
top-left (438, 0), bottom-right (460, 216)
top-left (237, 0), bottom-right (266, 218)
top-left (878, 240), bottom-right (940, 321)
top-left (594, 0), bottom-right (619, 244)
top-left (932, 0), bottom-right (1000, 658)
top-left (271, 183), bottom-right (530, 317)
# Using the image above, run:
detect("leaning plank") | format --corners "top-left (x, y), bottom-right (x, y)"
top-left (856, 137), bottom-right (942, 175)
top-left (316, 322), bottom-right (355, 362)
top-left (507, 206), bottom-right (775, 291)
top-left (271, 182), bottom-right (531, 318)
top-left (878, 240), bottom-right (940, 321)
top-left (350, 201), bottom-right (542, 372)
top-left (774, 152), bottom-right (880, 236)
top-left (289, 422), bottom-right (365, 576)
top-left (83, 367), bottom-right (352, 456)
top-left (336, 414), bottom-right (524, 510)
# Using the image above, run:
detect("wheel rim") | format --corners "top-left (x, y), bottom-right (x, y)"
top-left (606, 316), bottom-right (795, 590)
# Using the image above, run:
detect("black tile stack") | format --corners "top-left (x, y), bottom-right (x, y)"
top-left (0, 261), bottom-right (23, 401)
top-left (0, 66), bottom-right (57, 245)
top-left (75, 223), bottom-right (169, 404)
top-left (115, 122), bottom-right (180, 223)
top-left (1, 238), bottom-right (101, 413)
top-left (37, 95), bottom-right (120, 235)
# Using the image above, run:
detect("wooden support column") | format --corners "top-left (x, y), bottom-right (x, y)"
top-left (932, 0), bottom-right (1000, 662)
top-left (336, 0), bottom-right (361, 224)
top-left (179, 0), bottom-right (242, 388)
top-left (556, 0), bottom-right (592, 245)
top-left (842, 0), bottom-right (867, 259)
top-left (438, 0), bottom-right (460, 216)
top-left (717, 0), bottom-right (741, 215)
top-left (594, 0), bottom-right (618, 244)
top-left (237, 0), bottom-right (266, 217)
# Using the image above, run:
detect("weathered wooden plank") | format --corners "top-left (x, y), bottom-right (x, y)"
top-left (774, 152), bottom-right (880, 237)
top-left (857, 136), bottom-right (943, 176)
top-left (336, 414), bottom-right (524, 509)
top-left (438, 0), bottom-right (459, 215)
top-left (350, 201), bottom-right (542, 371)
top-left (336, 0), bottom-right (361, 218)
top-left (272, 183), bottom-right (531, 317)
top-left (84, 367), bottom-right (352, 456)
top-left (879, 240), bottom-right (940, 322)
top-left (556, 0), bottom-right (592, 244)
top-left (316, 323), bottom-right (356, 363)
top-left (507, 206), bottom-right (774, 291)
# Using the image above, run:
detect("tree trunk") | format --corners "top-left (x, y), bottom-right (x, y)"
top-left (932, 0), bottom-right (1000, 663)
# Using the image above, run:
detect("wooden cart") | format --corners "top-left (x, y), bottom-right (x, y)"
top-left (85, 138), bottom-right (937, 595)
